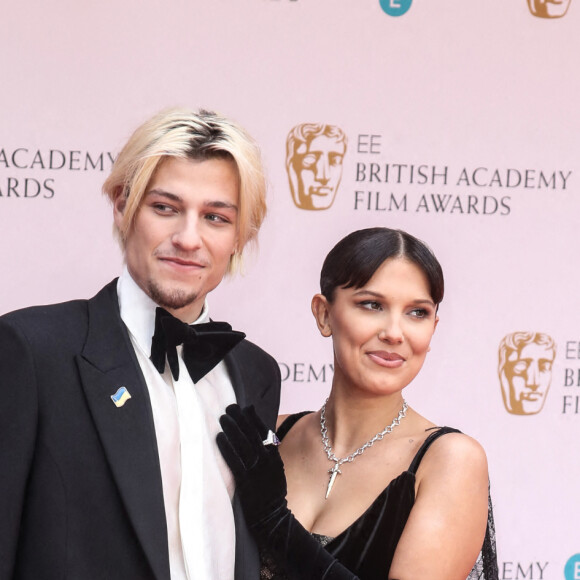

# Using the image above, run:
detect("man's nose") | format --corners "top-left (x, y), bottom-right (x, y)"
top-left (172, 217), bottom-right (203, 250)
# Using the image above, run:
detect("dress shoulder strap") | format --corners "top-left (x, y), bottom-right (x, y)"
top-left (277, 411), bottom-right (313, 441)
top-left (408, 426), bottom-right (462, 474)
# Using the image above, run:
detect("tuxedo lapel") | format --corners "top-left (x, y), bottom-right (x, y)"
top-left (76, 281), bottom-right (170, 580)
top-left (224, 350), bottom-right (249, 407)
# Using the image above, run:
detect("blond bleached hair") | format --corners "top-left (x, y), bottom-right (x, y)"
top-left (102, 107), bottom-right (267, 273)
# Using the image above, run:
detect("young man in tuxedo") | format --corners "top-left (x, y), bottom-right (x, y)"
top-left (0, 108), bottom-right (280, 580)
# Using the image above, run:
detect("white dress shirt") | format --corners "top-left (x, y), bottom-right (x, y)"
top-left (117, 267), bottom-right (236, 580)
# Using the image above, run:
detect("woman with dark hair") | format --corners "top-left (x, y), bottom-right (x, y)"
top-left (218, 227), bottom-right (498, 580)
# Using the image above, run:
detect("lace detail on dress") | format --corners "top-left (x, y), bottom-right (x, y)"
top-left (260, 533), bottom-right (334, 579)
top-left (311, 532), bottom-right (334, 548)
top-left (467, 487), bottom-right (499, 580)
top-left (260, 549), bottom-right (287, 580)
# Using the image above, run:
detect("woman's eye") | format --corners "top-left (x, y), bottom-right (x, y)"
top-left (360, 300), bottom-right (382, 311)
top-left (409, 308), bottom-right (428, 319)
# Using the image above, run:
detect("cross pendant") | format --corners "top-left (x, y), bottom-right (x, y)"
top-left (325, 463), bottom-right (342, 499)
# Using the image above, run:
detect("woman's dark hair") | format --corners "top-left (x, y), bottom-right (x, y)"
top-left (320, 228), bottom-right (444, 304)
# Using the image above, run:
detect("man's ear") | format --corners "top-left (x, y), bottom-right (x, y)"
top-left (113, 193), bottom-right (126, 230)
top-left (311, 294), bottom-right (332, 337)
top-left (231, 237), bottom-right (239, 256)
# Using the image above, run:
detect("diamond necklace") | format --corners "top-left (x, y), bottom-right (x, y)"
top-left (320, 398), bottom-right (408, 499)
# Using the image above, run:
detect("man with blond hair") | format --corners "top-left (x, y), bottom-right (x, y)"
top-left (0, 108), bottom-right (280, 580)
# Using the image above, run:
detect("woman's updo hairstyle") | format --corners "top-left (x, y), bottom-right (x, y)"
top-left (319, 227), bottom-right (444, 305)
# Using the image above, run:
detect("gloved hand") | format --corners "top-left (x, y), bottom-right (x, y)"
top-left (217, 404), bottom-right (359, 580)
top-left (217, 403), bottom-right (288, 531)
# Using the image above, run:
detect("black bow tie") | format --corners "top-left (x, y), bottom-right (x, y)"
top-left (149, 307), bottom-right (245, 383)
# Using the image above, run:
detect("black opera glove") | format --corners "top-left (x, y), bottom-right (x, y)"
top-left (217, 404), bottom-right (359, 580)
top-left (217, 404), bottom-right (287, 527)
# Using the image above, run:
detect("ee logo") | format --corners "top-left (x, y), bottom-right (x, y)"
top-left (565, 554), bottom-right (580, 580)
top-left (380, 0), bottom-right (412, 17)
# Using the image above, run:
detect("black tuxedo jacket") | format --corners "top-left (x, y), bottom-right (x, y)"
top-left (0, 280), bottom-right (280, 580)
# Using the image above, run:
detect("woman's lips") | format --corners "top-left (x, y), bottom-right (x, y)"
top-left (367, 351), bottom-right (405, 368)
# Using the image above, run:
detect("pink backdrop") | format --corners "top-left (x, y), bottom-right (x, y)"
top-left (2, 1), bottom-right (579, 577)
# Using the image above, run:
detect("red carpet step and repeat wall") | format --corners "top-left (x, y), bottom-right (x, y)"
top-left (2, 1), bottom-right (579, 578)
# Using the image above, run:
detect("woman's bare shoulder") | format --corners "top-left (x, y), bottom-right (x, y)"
top-left (390, 430), bottom-right (490, 579)
top-left (417, 430), bottom-right (489, 485)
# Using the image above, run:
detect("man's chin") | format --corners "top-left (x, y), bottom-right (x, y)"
top-left (147, 282), bottom-right (199, 312)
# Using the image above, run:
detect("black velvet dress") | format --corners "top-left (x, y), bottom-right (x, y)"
top-left (260, 413), bottom-right (498, 580)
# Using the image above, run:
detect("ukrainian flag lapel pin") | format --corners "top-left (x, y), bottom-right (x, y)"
top-left (111, 386), bottom-right (132, 408)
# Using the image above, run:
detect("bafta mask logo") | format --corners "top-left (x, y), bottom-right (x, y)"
top-left (527, 0), bottom-right (572, 18)
top-left (498, 332), bottom-right (556, 415)
top-left (286, 123), bottom-right (347, 211)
